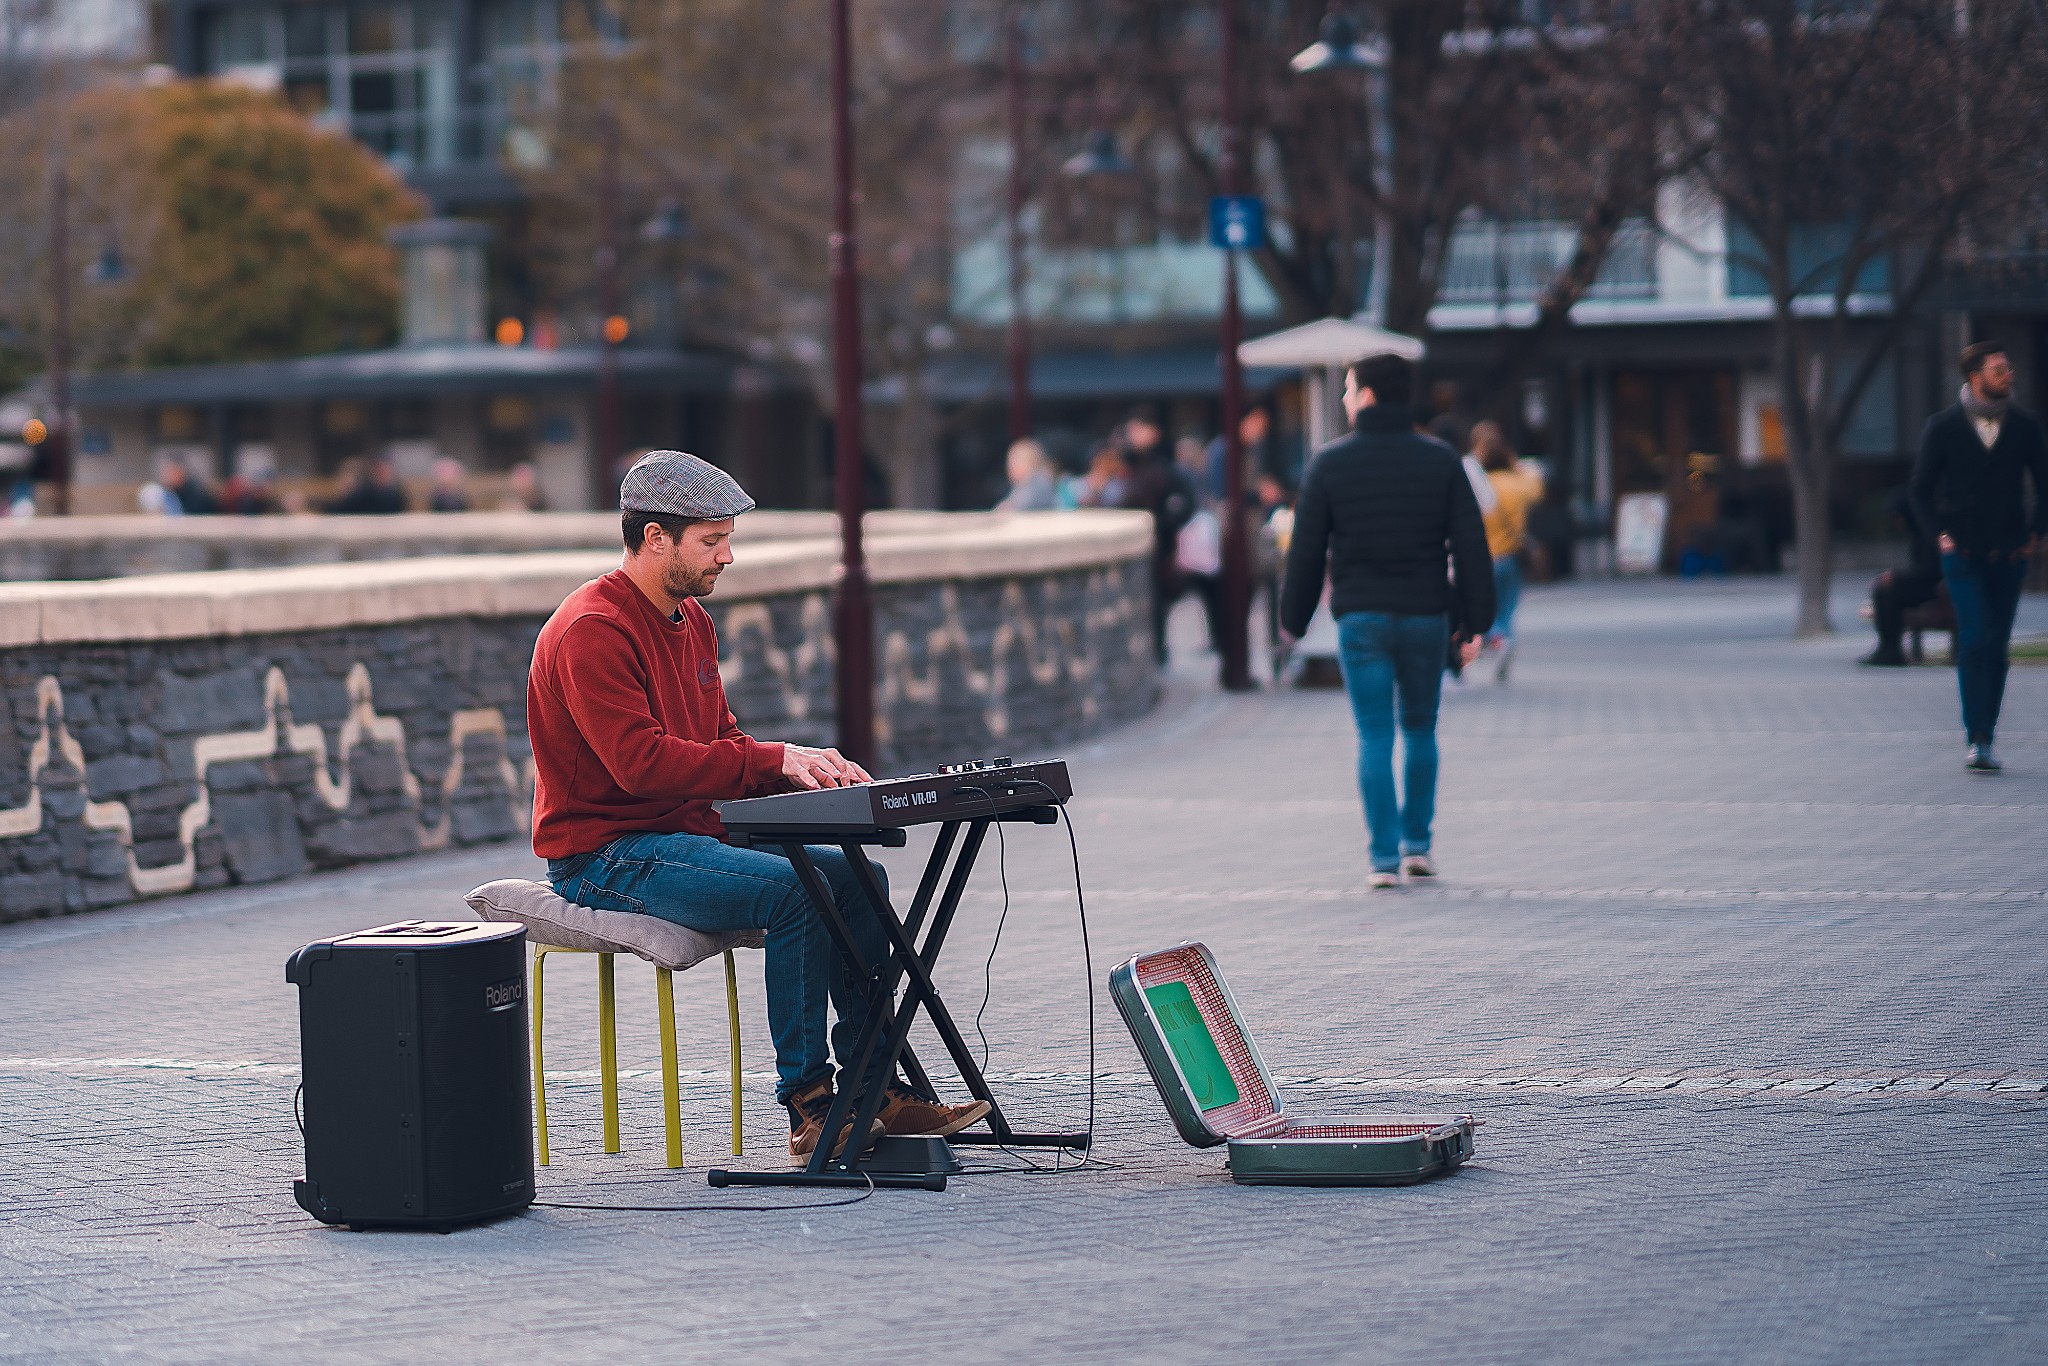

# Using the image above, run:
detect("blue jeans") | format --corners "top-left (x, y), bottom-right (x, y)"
top-left (1336, 611), bottom-right (1448, 871)
top-left (1943, 552), bottom-right (2029, 745)
top-left (1490, 556), bottom-right (1523, 643)
top-left (549, 831), bottom-right (890, 1105)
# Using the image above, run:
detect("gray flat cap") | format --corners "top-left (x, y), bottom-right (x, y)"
top-left (618, 450), bottom-right (755, 519)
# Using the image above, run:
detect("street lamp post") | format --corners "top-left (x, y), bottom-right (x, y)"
top-left (1290, 11), bottom-right (1391, 321)
top-left (830, 0), bottom-right (876, 767)
top-left (595, 113), bottom-right (621, 505)
top-left (1005, 9), bottom-right (1031, 443)
top-left (1216, 0), bottom-right (1253, 692)
top-left (45, 155), bottom-right (73, 516)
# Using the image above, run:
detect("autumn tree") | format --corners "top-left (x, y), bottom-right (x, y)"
top-left (1011, 3), bottom-right (1679, 347)
top-left (519, 0), bottom-right (965, 503)
top-left (0, 79), bottom-right (420, 380)
top-left (1667, 0), bottom-right (2048, 634)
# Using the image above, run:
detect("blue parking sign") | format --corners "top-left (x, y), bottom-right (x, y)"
top-left (1209, 196), bottom-right (1266, 251)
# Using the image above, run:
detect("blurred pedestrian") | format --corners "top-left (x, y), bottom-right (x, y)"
top-left (1204, 407), bottom-right (1271, 505)
top-left (1475, 420), bottom-right (1544, 683)
top-left (1076, 443), bottom-right (1128, 508)
top-left (327, 454), bottom-right (407, 514)
top-left (995, 438), bottom-right (1058, 511)
top-left (1117, 409), bottom-right (1198, 665)
top-left (1173, 434), bottom-right (1224, 653)
top-left (1910, 340), bottom-right (2048, 772)
top-left (429, 457), bottom-right (472, 512)
top-left (221, 461), bottom-right (283, 515)
top-left (502, 460), bottom-right (548, 512)
top-left (156, 456), bottom-right (220, 516)
top-left (1859, 486), bottom-right (1942, 668)
top-left (1280, 353), bottom-right (1493, 888)
top-left (0, 438), bottom-right (30, 515)
top-left (1427, 415), bottom-right (1489, 689)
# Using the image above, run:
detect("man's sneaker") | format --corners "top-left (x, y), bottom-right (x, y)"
top-left (875, 1081), bottom-right (992, 1138)
top-left (1966, 744), bottom-right (2002, 773)
top-left (1494, 639), bottom-right (1516, 683)
top-left (786, 1079), bottom-right (884, 1167)
top-left (1368, 869), bottom-right (1400, 889)
top-left (1401, 853), bottom-right (1437, 878)
top-left (1860, 649), bottom-right (1907, 667)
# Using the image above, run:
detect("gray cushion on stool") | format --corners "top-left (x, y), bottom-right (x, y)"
top-left (465, 879), bottom-right (763, 972)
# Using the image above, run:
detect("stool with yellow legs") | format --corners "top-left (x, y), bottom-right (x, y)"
top-left (529, 945), bottom-right (745, 1167)
top-left (465, 878), bottom-right (761, 1171)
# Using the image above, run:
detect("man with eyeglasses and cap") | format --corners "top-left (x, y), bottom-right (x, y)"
top-left (526, 450), bottom-right (990, 1165)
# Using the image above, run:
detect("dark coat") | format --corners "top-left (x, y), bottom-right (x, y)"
top-left (1279, 404), bottom-right (1495, 637)
top-left (1910, 401), bottom-right (2048, 557)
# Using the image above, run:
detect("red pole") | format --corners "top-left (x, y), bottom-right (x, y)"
top-left (1005, 9), bottom-right (1031, 443)
top-left (830, 0), bottom-right (876, 765)
top-left (595, 114), bottom-right (620, 506)
top-left (47, 153), bottom-right (73, 516)
top-left (1217, 0), bottom-right (1252, 690)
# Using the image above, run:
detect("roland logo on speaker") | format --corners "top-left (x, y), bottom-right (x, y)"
top-left (484, 977), bottom-right (524, 1012)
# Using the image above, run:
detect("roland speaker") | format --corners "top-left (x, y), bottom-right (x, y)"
top-left (286, 920), bottom-right (533, 1231)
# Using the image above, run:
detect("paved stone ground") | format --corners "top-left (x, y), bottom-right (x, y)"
top-left (4, 574), bottom-right (2047, 1364)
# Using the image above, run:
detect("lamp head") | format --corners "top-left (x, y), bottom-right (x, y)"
top-left (1062, 129), bottom-right (1136, 181)
top-left (1291, 11), bottom-right (1386, 75)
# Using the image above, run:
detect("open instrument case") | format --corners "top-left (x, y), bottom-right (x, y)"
top-left (1110, 942), bottom-right (1476, 1186)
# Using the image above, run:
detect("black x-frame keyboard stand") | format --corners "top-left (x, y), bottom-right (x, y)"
top-left (705, 805), bottom-right (1089, 1192)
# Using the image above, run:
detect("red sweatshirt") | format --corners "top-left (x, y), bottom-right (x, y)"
top-left (527, 569), bottom-right (786, 858)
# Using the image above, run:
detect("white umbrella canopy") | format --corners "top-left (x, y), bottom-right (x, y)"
top-left (1237, 316), bottom-right (1425, 368)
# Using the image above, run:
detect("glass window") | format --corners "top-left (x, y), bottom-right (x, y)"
top-left (349, 4), bottom-right (400, 53)
top-left (484, 0), bottom-right (537, 47)
top-left (284, 7), bottom-right (329, 59)
top-left (351, 70), bottom-right (398, 117)
top-left (285, 75), bottom-right (332, 117)
top-left (213, 8), bottom-right (273, 66)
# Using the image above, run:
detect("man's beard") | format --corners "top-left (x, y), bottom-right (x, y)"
top-left (663, 559), bottom-right (720, 599)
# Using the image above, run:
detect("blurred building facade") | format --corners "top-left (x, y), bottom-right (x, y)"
top-left (57, 4), bottom-right (2046, 529)
top-left (72, 0), bottom-right (824, 515)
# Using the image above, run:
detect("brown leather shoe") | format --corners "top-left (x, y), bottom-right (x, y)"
top-left (875, 1081), bottom-right (992, 1138)
top-left (786, 1080), bottom-right (884, 1167)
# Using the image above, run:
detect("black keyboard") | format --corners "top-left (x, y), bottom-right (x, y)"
top-left (714, 758), bottom-right (1071, 835)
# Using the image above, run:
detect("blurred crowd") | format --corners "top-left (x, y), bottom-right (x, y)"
top-left (128, 454), bottom-right (550, 517)
top-left (994, 403), bottom-right (1549, 680)
top-left (996, 406), bottom-right (1299, 665)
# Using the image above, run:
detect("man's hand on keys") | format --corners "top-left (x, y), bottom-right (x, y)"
top-left (781, 744), bottom-right (872, 790)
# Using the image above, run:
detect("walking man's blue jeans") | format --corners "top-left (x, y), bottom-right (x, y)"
top-left (549, 831), bottom-right (890, 1105)
top-left (1490, 556), bottom-right (1523, 642)
top-left (1942, 551), bottom-right (2029, 744)
top-left (1336, 611), bottom-right (1448, 871)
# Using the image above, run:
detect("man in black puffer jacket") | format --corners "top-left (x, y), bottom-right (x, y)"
top-left (1910, 340), bottom-right (2048, 772)
top-left (1280, 353), bottom-right (1494, 888)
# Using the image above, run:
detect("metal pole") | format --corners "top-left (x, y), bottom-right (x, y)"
top-left (830, 0), bottom-right (876, 765)
top-left (1005, 9), bottom-right (1031, 443)
top-left (1216, 0), bottom-right (1252, 691)
top-left (47, 153), bottom-right (72, 517)
top-left (595, 112), bottom-right (620, 506)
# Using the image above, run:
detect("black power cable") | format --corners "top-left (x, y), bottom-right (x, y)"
top-left (952, 777), bottom-right (1112, 1176)
top-left (531, 1174), bottom-right (874, 1214)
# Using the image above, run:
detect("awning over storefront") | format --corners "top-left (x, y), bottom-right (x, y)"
top-left (71, 343), bottom-right (753, 407)
top-left (878, 347), bottom-right (1292, 405)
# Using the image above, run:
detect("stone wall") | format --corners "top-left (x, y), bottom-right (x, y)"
top-left (0, 513), bottom-right (1155, 921)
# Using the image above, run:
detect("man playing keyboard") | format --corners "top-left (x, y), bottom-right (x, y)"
top-left (526, 450), bottom-right (988, 1164)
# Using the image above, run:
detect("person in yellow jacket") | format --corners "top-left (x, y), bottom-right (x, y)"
top-left (1473, 421), bottom-right (1544, 683)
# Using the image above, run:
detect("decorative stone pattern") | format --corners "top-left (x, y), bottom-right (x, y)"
top-left (0, 556), bottom-right (1153, 921)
